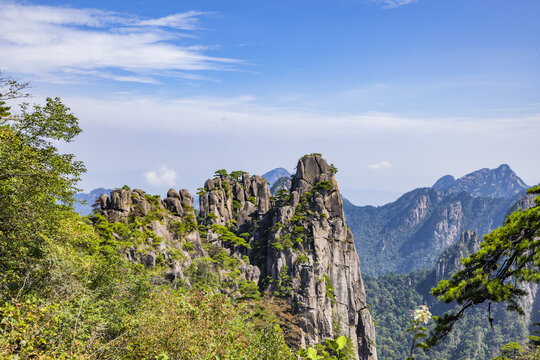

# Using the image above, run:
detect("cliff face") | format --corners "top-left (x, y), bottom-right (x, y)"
top-left (263, 155), bottom-right (377, 359)
top-left (96, 155), bottom-right (376, 359)
top-left (434, 230), bottom-right (481, 283)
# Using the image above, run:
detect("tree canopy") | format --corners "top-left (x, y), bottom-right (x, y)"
top-left (429, 185), bottom-right (540, 346)
top-left (0, 76), bottom-right (85, 299)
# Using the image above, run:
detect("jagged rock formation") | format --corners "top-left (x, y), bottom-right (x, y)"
top-left (94, 155), bottom-right (376, 359)
top-left (432, 164), bottom-right (528, 198)
top-left (262, 155), bottom-right (376, 359)
top-left (197, 156), bottom-right (376, 359)
top-left (97, 187), bottom-right (257, 294)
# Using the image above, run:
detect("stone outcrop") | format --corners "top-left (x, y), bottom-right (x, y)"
top-left (96, 155), bottom-right (377, 359)
top-left (198, 173), bottom-right (270, 231)
top-left (435, 230), bottom-right (481, 283)
top-left (258, 155), bottom-right (376, 359)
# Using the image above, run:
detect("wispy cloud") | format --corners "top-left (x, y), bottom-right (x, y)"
top-left (137, 11), bottom-right (210, 30)
top-left (368, 0), bottom-right (418, 9)
top-left (60, 93), bottom-right (540, 139)
top-left (0, 3), bottom-right (239, 83)
top-left (144, 164), bottom-right (178, 187)
top-left (368, 161), bottom-right (392, 170)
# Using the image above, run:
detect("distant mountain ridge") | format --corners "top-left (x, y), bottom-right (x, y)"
top-left (345, 164), bottom-right (530, 275)
top-left (74, 188), bottom-right (112, 215)
top-left (345, 187), bottom-right (517, 275)
top-left (432, 164), bottom-right (528, 198)
top-left (261, 168), bottom-right (291, 186)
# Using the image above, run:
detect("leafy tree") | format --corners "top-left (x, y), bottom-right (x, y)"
top-left (430, 185), bottom-right (540, 346)
top-left (0, 76), bottom-right (85, 299)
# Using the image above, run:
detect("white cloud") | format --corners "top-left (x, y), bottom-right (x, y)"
top-left (369, 161), bottom-right (392, 170)
top-left (144, 164), bottom-right (178, 186)
top-left (62, 93), bottom-right (540, 139)
top-left (137, 11), bottom-right (209, 30)
top-left (0, 3), bottom-right (239, 82)
top-left (369, 0), bottom-right (418, 9)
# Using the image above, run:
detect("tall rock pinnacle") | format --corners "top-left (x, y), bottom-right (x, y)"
top-left (265, 154), bottom-right (377, 359)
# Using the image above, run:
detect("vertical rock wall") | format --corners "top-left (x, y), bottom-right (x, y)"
top-left (264, 154), bottom-right (377, 360)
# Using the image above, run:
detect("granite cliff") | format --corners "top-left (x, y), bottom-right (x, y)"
top-left (95, 154), bottom-right (376, 359)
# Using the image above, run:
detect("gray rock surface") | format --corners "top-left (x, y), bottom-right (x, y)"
top-left (96, 157), bottom-right (377, 359)
top-left (263, 154), bottom-right (377, 359)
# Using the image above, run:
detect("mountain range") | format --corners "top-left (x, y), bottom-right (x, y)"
top-left (76, 165), bottom-right (530, 276)
top-left (72, 161), bottom-right (537, 359)
top-left (344, 164), bottom-right (529, 275)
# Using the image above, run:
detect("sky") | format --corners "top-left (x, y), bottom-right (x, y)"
top-left (1, 0), bottom-right (539, 205)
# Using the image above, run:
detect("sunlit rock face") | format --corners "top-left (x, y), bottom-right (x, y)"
top-left (262, 155), bottom-right (377, 360)
top-left (98, 154), bottom-right (377, 359)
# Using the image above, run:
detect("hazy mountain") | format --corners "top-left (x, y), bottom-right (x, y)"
top-left (74, 188), bottom-right (112, 215)
top-left (344, 187), bottom-right (520, 276)
top-left (344, 164), bottom-right (530, 276)
top-left (262, 167), bottom-right (291, 186)
top-left (432, 164), bottom-right (528, 198)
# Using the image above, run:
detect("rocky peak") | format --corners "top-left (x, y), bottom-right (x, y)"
top-left (432, 164), bottom-right (528, 198)
top-left (94, 156), bottom-right (377, 359)
top-left (264, 154), bottom-right (377, 359)
top-left (432, 175), bottom-right (455, 190)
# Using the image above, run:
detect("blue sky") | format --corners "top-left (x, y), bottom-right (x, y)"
top-left (1, 0), bottom-right (539, 205)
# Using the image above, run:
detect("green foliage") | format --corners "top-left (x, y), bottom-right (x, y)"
top-left (364, 269), bottom-right (529, 360)
top-left (297, 335), bottom-right (355, 360)
top-left (275, 189), bottom-right (291, 207)
top-left (0, 79), bottom-right (294, 360)
top-left (302, 153), bottom-right (323, 159)
top-left (206, 212), bottom-right (218, 220)
top-left (214, 169), bottom-right (228, 179)
top-left (274, 265), bottom-right (293, 297)
top-left (239, 279), bottom-right (262, 300)
top-left (430, 186), bottom-right (540, 345)
top-left (323, 274), bottom-right (337, 305)
top-left (314, 181), bottom-right (333, 193)
top-left (230, 170), bottom-right (247, 182)
top-left (0, 91), bottom-right (86, 299)
top-left (406, 305), bottom-right (431, 360)
top-left (182, 240), bottom-right (194, 251)
top-left (210, 224), bottom-right (251, 249)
